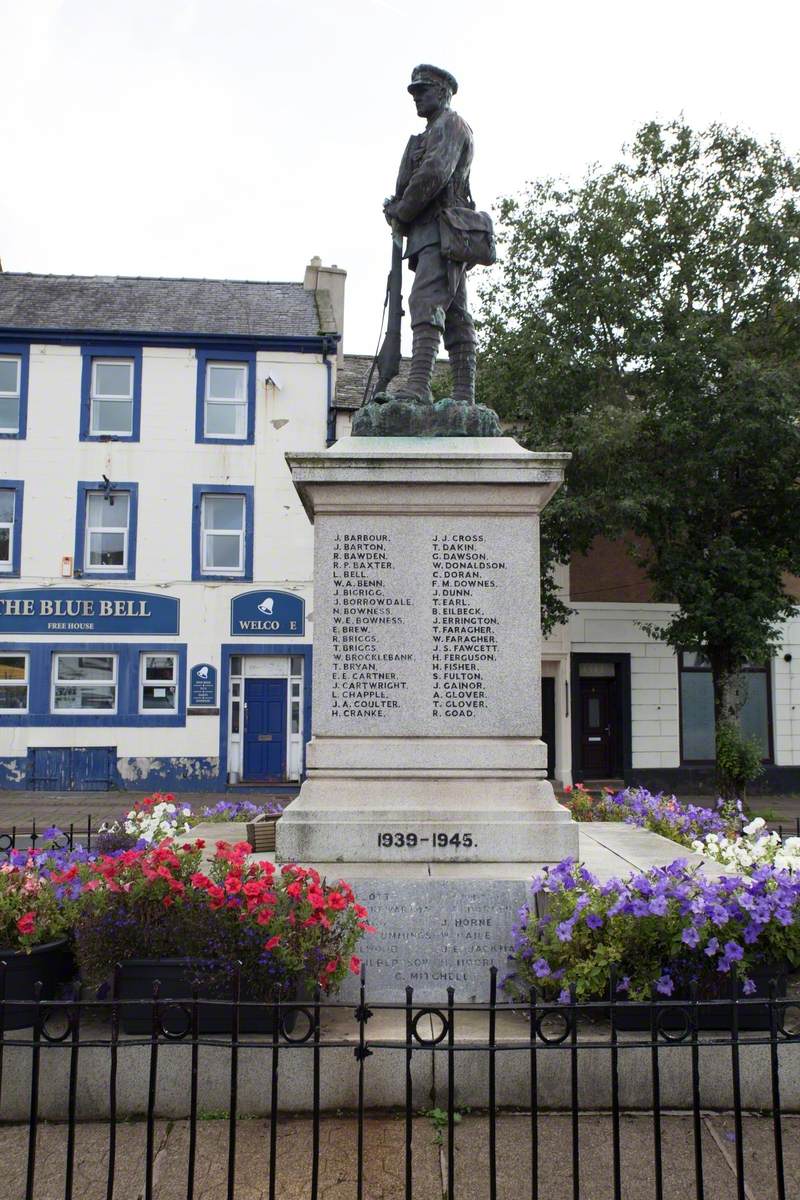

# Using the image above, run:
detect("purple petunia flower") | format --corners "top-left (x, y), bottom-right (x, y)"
top-left (558, 988), bottom-right (571, 1005)
top-left (681, 926), bottom-right (700, 948)
top-left (556, 921), bottom-right (574, 943)
top-left (586, 913), bottom-right (603, 930)
top-left (656, 975), bottom-right (674, 996)
top-left (532, 957), bottom-right (551, 979)
top-left (742, 979), bottom-right (757, 996)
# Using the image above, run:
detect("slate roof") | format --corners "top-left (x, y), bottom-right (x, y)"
top-left (0, 273), bottom-right (330, 340)
top-left (336, 352), bottom-right (450, 410)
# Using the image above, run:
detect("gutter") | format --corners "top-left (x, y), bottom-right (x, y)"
top-left (0, 327), bottom-right (328, 354)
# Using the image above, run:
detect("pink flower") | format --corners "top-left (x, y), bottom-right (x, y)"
top-left (264, 935), bottom-right (281, 951)
top-left (16, 912), bottom-right (36, 936)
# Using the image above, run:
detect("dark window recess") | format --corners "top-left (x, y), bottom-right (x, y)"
top-left (541, 677), bottom-right (556, 779)
top-left (679, 654), bottom-right (772, 764)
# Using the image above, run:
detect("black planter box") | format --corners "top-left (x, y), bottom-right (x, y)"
top-left (611, 967), bottom-right (788, 1032)
top-left (117, 959), bottom-right (299, 1036)
top-left (0, 939), bottom-right (73, 1030)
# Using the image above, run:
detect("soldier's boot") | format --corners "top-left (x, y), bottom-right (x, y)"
top-left (393, 324), bottom-right (440, 405)
top-left (449, 342), bottom-right (476, 404)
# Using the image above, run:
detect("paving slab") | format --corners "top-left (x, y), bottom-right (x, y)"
top-left (445, 1114), bottom-right (736, 1200)
top-left (705, 1114), bottom-right (800, 1200)
top-left (153, 1116), bottom-right (443, 1200)
top-left (0, 1119), bottom-right (170, 1200)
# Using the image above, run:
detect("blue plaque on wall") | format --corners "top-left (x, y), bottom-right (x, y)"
top-left (230, 590), bottom-right (305, 637)
top-left (0, 588), bottom-right (180, 635)
top-left (190, 663), bottom-right (217, 708)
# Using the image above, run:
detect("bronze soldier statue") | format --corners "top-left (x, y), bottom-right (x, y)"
top-left (382, 64), bottom-right (492, 408)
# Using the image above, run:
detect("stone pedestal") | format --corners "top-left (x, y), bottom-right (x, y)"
top-left (277, 436), bottom-right (577, 865)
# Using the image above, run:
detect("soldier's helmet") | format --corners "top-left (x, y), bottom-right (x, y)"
top-left (407, 64), bottom-right (458, 97)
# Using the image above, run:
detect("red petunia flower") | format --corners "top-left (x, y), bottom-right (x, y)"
top-left (16, 912), bottom-right (36, 936)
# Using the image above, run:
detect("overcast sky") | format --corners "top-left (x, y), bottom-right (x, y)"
top-left (2, 0), bottom-right (799, 354)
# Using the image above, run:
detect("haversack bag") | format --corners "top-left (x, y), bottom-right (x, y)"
top-left (438, 206), bottom-right (496, 268)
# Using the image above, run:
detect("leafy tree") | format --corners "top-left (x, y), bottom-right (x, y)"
top-left (479, 120), bottom-right (800, 800)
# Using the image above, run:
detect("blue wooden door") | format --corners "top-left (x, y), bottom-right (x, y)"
top-left (31, 747), bottom-right (114, 791)
top-left (243, 679), bottom-right (287, 781)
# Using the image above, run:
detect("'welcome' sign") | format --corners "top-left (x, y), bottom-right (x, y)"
top-left (230, 590), bottom-right (305, 637)
top-left (0, 589), bottom-right (180, 635)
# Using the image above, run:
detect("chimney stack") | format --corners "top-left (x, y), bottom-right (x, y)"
top-left (304, 256), bottom-right (346, 364)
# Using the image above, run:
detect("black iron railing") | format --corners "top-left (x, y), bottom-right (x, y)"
top-left (0, 964), bottom-right (797, 1200)
top-left (0, 818), bottom-right (95, 858)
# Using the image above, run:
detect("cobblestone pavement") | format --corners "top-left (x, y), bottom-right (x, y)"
top-left (0, 1112), bottom-right (796, 1199)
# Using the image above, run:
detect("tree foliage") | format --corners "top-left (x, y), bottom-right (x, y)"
top-left (478, 120), bottom-right (800, 788)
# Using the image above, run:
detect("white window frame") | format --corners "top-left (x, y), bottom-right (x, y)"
top-left (0, 653), bottom-right (29, 713)
top-left (139, 653), bottom-right (178, 713)
top-left (85, 490), bottom-right (130, 574)
top-left (201, 493), bottom-right (245, 576)
top-left (0, 355), bottom-right (21, 435)
top-left (0, 488), bottom-right (16, 572)
top-left (204, 361), bottom-right (248, 440)
top-left (89, 358), bottom-right (134, 437)
top-left (51, 654), bottom-right (118, 714)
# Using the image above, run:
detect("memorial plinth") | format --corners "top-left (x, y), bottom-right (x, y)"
top-left (277, 436), bottom-right (577, 865)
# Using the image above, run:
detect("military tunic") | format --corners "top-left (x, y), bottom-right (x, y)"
top-left (392, 109), bottom-right (476, 349)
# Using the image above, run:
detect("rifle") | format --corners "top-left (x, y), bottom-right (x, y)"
top-left (364, 226), bottom-right (404, 402)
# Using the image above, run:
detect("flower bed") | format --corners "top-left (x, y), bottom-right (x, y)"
top-left (2, 833), bottom-right (373, 1027)
top-left (563, 784), bottom-right (738, 848)
top-left (505, 857), bottom-right (800, 1018)
top-left (692, 817), bottom-right (800, 875)
top-left (95, 792), bottom-right (285, 852)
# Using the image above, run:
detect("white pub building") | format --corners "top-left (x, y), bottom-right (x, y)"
top-left (0, 261), bottom-right (346, 793)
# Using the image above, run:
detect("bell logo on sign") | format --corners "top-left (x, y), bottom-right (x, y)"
top-left (231, 590), bottom-right (305, 637)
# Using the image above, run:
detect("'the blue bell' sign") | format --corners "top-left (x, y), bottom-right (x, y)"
top-left (230, 590), bottom-right (305, 637)
top-left (0, 588), bottom-right (180, 635)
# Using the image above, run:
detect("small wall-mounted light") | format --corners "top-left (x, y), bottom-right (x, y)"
top-left (61, 555), bottom-right (73, 578)
top-left (264, 371), bottom-right (283, 391)
top-left (785, 653), bottom-right (793, 663)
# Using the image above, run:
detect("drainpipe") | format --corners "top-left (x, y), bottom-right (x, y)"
top-left (324, 336), bottom-right (337, 446)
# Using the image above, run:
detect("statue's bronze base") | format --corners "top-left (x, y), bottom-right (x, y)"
top-left (352, 395), bottom-right (502, 437)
